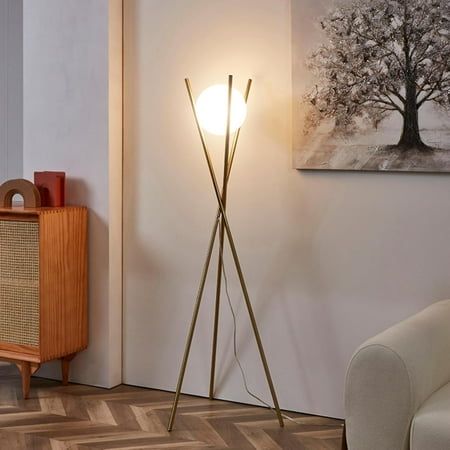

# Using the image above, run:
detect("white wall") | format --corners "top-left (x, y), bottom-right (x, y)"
top-left (23, 0), bottom-right (122, 388)
top-left (123, 0), bottom-right (450, 419)
top-left (0, 0), bottom-right (22, 182)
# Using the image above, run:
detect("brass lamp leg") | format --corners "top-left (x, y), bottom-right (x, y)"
top-left (185, 77), bottom-right (284, 428)
top-left (167, 213), bottom-right (219, 431)
top-left (209, 76), bottom-right (233, 399)
top-left (209, 202), bottom-right (226, 399)
top-left (219, 201), bottom-right (285, 428)
top-left (209, 79), bottom-right (252, 400)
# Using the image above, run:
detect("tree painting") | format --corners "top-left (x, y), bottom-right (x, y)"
top-left (293, 0), bottom-right (450, 171)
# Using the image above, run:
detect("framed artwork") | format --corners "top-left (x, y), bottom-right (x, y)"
top-left (292, 0), bottom-right (450, 171)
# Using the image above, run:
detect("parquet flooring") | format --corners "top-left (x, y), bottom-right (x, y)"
top-left (0, 364), bottom-right (344, 449)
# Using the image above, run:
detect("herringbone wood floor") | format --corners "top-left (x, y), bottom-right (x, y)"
top-left (0, 364), bottom-right (344, 449)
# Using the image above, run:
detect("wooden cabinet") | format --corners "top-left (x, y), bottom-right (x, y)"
top-left (0, 206), bottom-right (88, 398)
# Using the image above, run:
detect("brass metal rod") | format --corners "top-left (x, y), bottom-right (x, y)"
top-left (209, 75), bottom-right (233, 398)
top-left (166, 194), bottom-right (219, 432)
top-left (227, 79), bottom-right (252, 180)
top-left (184, 78), bottom-right (284, 428)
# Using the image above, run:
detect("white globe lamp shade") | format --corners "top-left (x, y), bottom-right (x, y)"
top-left (195, 84), bottom-right (247, 136)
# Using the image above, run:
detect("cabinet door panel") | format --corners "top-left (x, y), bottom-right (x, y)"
top-left (0, 220), bottom-right (39, 347)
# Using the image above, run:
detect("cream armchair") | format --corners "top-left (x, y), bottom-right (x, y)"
top-left (344, 299), bottom-right (450, 450)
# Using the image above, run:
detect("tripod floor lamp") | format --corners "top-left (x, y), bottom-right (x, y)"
top-left (167, 75), bottom-right (284, 431)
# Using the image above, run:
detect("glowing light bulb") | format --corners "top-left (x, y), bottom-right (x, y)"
top-left (195, 84), bottom-right (247, 136)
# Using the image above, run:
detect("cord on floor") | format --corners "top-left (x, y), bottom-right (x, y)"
top-left (219, 239), bottom-right (298, 425)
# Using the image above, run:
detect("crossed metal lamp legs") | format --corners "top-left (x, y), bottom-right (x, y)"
top-left (167, 76), bottom-right (284, 431)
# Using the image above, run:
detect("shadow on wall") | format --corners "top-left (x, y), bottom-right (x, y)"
top-left (65, 177), bottom-right (90, 205)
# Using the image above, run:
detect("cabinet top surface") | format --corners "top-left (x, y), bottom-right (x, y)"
top-left (0, 206), bottom-right (87, 216)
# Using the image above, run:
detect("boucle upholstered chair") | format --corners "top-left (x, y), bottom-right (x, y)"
top-left (344, 300), bottom-right (450, 450)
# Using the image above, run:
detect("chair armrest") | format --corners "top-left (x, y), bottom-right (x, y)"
top-left (345, 299), bottom-right (450, 450)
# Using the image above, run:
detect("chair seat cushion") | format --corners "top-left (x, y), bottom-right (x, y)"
top-left (411, 381), bottom-right (450, 450)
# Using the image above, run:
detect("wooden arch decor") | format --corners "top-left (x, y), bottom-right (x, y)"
top-left (0, 179), bottom-right (41, 208)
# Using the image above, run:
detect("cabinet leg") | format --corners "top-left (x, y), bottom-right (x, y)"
top-left (20, 362), bottom-right (30, 400)
top-left (15, 362), bottom-right (40, 399)
top-left (61, 354), bottom-right (76, 386)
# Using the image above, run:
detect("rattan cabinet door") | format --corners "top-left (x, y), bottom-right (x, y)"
top-left (0, 220), bottom-right (40, 347)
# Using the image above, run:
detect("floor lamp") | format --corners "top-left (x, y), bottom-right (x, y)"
top-left (167, 75), bottom-right (284, 431)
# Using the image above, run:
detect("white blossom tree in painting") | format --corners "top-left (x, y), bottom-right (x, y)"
top-left (305, 0), bottom-right (450, 150)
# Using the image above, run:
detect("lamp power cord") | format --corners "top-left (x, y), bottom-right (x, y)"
top-left (220, 253), bottom-right (343, 429)
top-left (218, 238), bottom-right (298, 425)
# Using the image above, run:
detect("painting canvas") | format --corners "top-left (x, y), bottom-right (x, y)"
top-left (292, 0), bottom-right (450, 171)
